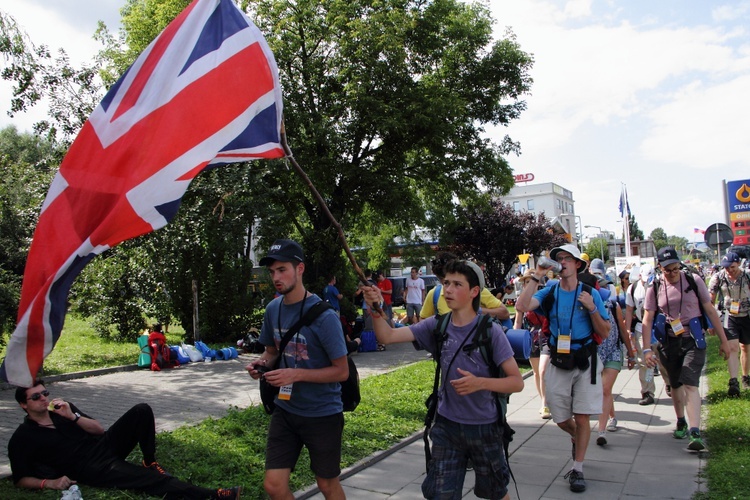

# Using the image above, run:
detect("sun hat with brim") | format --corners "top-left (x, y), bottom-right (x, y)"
top-left (520, 269), bottom-right (537, 282)
top-left (549, 244), bottom-right (586, 267)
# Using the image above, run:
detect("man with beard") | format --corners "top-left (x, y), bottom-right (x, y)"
top-left (246, 239), bottom-right (348, 500)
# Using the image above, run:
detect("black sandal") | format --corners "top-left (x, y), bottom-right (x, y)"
top-left (377, 344), bottom-right (386, 352)
top-left (666, 385), bottom-right (671, 397)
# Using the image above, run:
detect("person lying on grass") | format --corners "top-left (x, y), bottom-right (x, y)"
top-left (363, 259), bottom-right (523, 500)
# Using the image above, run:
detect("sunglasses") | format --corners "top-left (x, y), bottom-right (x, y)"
top-left (28, 390), bottom-right (50, 401)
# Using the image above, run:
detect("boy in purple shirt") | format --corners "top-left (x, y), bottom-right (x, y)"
top-left (364, 259), bottom-right (523, 500)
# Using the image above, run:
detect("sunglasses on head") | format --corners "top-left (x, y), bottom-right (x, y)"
top-left (28, 390), bottom-right (50, 401)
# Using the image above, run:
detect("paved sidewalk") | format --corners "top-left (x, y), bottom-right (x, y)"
top-left (1, 346), bottom-right (706, 499)
top-left (300, 367), bottom-right (706, 500)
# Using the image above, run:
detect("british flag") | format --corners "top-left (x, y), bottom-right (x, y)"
top-left (0, 0), bottom-right (285, 387)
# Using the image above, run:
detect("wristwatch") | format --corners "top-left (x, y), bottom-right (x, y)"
top-left (73, 412), bottom-right (81, 423)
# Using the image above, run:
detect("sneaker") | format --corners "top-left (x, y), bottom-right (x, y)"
top-left (673, 421), bottom-right (688, 439)
top-left (564, 469), bottom-right (586, 492)
top-left (728, 378), bottom-right (741, 397)
top-left (143, 460), bottom-right (172, 476)
top-left (213, 486), bottom-right (242, 499)
top-left (541, 406), bottom-right (552, 419)
top-left (688, 431), bottom-right (705, 451)
top-left (606, 417), bottom-right (618, 432)
top-left (743, 375), bottom-right (750, 389)
top-left (596, 431), bottom-right (607, 446)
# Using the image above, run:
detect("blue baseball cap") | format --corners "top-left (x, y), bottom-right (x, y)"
top-left (721, 252), bottom-right (740, 268)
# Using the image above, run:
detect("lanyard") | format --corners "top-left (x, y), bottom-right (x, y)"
top-left (724, 271), bottom-right (746, 302)
top-left (662, 274), bottom-right (683, 321)
top-left (555, 283), bottom-right (580, 337)
top-left (277, 292), bottom-right (308, 368)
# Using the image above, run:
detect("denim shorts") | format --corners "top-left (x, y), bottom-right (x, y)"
top-left (422, 416), bottom-right (509, 500)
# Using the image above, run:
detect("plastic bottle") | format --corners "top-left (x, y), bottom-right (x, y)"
top-left (537, 256), bottom-right (562, 273)
top-left (61, 484), bottom-right (83, 500)
top-left (645, 367), bottom-right (654, 383)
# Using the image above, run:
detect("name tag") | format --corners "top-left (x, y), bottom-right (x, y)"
top-left (279, 384), bottom-right (293, 400)
top-left (558, 334), bottom-right (571, 354)
top-left (730, 301), bottom-right (740, 315)
top-left (670, 318), bottom-right (685, 336)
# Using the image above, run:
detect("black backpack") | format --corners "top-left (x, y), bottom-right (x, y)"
top-left (423, 314), bottom-right (516, 482)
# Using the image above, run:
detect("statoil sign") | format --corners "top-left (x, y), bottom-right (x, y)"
top-left (726, 179), bottom-right (750, 245)
top-left (514, 173), bottom-right (535, 183)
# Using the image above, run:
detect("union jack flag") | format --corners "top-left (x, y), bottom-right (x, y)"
top-left (0, 0), bottom-right (284, 387)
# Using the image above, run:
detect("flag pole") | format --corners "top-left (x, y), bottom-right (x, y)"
top-left (279, 121), bottom-right (383, 313)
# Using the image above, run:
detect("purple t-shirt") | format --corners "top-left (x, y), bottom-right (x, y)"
top-left (410, 315), bottom-right (514, 425)
top-left (644, 273), bottom-right (709, 331)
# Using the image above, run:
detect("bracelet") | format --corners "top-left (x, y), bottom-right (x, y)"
top-left (588, 308), bottom-right (597, 315)
top-left (40, 479), bottom-right (46, 490)
top-left (530, 276), bottom-right (540, 283)
top-left (370, 313), bottom-right (381, 319)
top-left (643, 348), bottom-right (652, 353)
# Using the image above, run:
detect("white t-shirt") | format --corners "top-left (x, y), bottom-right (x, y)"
top-left (625, 280), bottom-right (649, 332)
top-left (405, 277), bottom-right (425, 304)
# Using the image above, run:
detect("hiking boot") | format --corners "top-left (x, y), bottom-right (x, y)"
top-left (541, 406), bottom-right (552, 419)
top-left (143, 460), bottom-right (172, 476)
top-left (596, 432), bottom-right (607, 446)
top-left (673, 421), bottom-right (688, 439)
top-left (213, 486), bottom-right (242, 499)
top-left (728, 378), bottom-right (741, 397)
top-left (688, 431), bottom-right (705, 451)
top-left (606, 417), bottom-right (618, 432)
top-left (564, 469), bottom-right (586, 492)
top-left (743, 375), bottom-right (750, 389)
top-left (639, 393), bottom-right (654, 406)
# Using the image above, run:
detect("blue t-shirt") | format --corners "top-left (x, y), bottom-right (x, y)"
top-left (260, 294), bottom-right (347, 416)
top-left (323, 284), bottom-right (341, 311)
top-left (532, 283), bottom-right (608, 350)
top-left (410, 315), bottom-right (514, 425)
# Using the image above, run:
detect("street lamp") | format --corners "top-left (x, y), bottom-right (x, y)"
top-left (584, 225), bottom-right (604, 260)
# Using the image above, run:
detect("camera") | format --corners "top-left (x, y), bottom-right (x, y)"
top-left (255, 364), bottom-right (271, 375)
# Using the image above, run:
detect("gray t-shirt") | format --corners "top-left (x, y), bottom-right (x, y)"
top-left (260, 294), bottom-right (347, 417)
top-left (410, 315), bottom-right (514, 425)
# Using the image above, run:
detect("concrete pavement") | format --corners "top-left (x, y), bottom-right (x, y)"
top-left (1, 344), bottom-right (706, 499)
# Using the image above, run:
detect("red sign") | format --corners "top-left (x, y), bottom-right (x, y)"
top-left (514, 173), bottom-right (535, 183)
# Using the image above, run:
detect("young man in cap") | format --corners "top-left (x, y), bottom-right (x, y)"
top-left (363, 259), bottom-right (523, 500)
top-left (9, 382), bottom-right (241, 499)
top-left (709, 251), bottom-right (750, 393)
top-left (515, 244), bottom-right (611, 493)
top-left (246, 239), bottom-right (349, 500)
top-left (642, 247), bottom-right (730, 451)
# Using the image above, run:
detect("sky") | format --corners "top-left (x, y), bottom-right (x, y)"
top-left (1, 0), bottom-right (749, 245)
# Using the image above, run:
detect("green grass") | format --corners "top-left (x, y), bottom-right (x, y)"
top-left (0, 361), bottom-right (434, 499)
top-left (695, 335), bottom-right (750, 499)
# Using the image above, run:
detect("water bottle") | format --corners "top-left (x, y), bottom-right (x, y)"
top-left (61, 484), bottom-right (83, 500)
top-left (537, 256), bottom-right (562, 273)
top-left (645, 367), bottom-right (654, 383)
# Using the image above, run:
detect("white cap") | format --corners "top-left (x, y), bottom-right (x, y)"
top-left (640, 264), bottom-right (654, 281)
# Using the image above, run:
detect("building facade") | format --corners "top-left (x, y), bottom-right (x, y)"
top-left (499, 182), bottom-right (579, 245)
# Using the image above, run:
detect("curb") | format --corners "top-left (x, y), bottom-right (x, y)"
top-left (1, 364), bottom-right (142, 391)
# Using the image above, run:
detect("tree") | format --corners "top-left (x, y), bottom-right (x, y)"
top-left (667, 236), bottom-right (689, 254)
top-left (628, 213), bottom-right (644, 241)
top-left (649, 227), bottom-right (668, 251)
top-left (450, 200), bottom-right (567, 287)
top-left (584, 237), bottom-right (609, 262)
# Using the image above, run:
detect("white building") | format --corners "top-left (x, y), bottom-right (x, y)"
top-left (499, 182), bottom-right (579, 245)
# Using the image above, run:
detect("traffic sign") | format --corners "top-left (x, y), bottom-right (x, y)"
top-left (704, 223), bottom-right (734, 251)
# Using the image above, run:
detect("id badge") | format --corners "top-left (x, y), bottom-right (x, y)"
top-left (730, 301), bottom-right (740, 315)
top-left (278, 384), bottom-right (293, 400)
top-left (670, 318), bottom-right (685, 336)
top-left (557, 334), bottom-right (571, 354)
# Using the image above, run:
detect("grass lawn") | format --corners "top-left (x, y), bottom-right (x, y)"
top-left (697, 334), bottom-right (750, 499)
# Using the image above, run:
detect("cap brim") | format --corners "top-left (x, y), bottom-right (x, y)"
top-left (659, 258), bottom-right (680, 267)
top-left (259, 254), bottom-right (299, 266)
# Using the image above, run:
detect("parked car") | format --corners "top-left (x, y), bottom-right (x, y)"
top-left (389, 275), bottom-right (440, 307)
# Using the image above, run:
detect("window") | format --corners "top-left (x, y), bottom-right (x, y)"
top-left (527, 199), bottom-right (535, 210)
top-left (513, 201), bottom-right (520, 211)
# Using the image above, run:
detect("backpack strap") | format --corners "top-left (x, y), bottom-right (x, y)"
top-left (275, 301), bottom-right (333, 368)
top-left (423, 312), bottom-right (451, 469)
top-left (433, 284), bottom-right (442, 311)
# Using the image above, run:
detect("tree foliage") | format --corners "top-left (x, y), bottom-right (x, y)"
top-left (628, 213), bottom-right (644, 241)
top-left (584, 237), bottom-right (609, 262)
top-left (650, 227), bottom-right (668, 251)
top-left (449, 200), bottom-right (567, 287)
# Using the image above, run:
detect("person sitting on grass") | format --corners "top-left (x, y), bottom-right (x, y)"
top-left (364, 259), bottom-right (524, 500)
top-left (9, 380), bottom-right (241, 499)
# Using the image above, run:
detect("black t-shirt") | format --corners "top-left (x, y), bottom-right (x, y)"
top-left (8, 403), bottom-right (102, 484)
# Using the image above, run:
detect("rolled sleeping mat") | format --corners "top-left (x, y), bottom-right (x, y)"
top-left (506, 329), bottom-right (532, 360)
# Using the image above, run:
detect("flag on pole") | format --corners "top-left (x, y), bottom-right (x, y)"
top-left (619, 188), bottom-right (631, 218)
top-left (620, 184), bottom-right (632, 257)
top-left (693, 227), bottom-right (706, 234)
top-left (0, 0), bottom-right (285, 387)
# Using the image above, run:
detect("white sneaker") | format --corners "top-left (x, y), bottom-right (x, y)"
top-left (606, 417), bottom-right (618, 432)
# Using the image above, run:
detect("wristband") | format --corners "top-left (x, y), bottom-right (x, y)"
top-left (40, 479), bottom-right (46, 490)
top-left (643, 348), bottom-right (652, 353)
top-left (370, 313), bottom-right (381, 319)
top-left (530, 276), bottom-right (540, 283)
top-left (588, 308), bottom-right (597, 315)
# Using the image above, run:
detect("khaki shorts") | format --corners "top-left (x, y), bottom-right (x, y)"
top-left (544, 356), bottom-right (603, 423)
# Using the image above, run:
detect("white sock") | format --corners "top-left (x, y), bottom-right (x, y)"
top-left (573, 461), bottom-right (583, 473)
